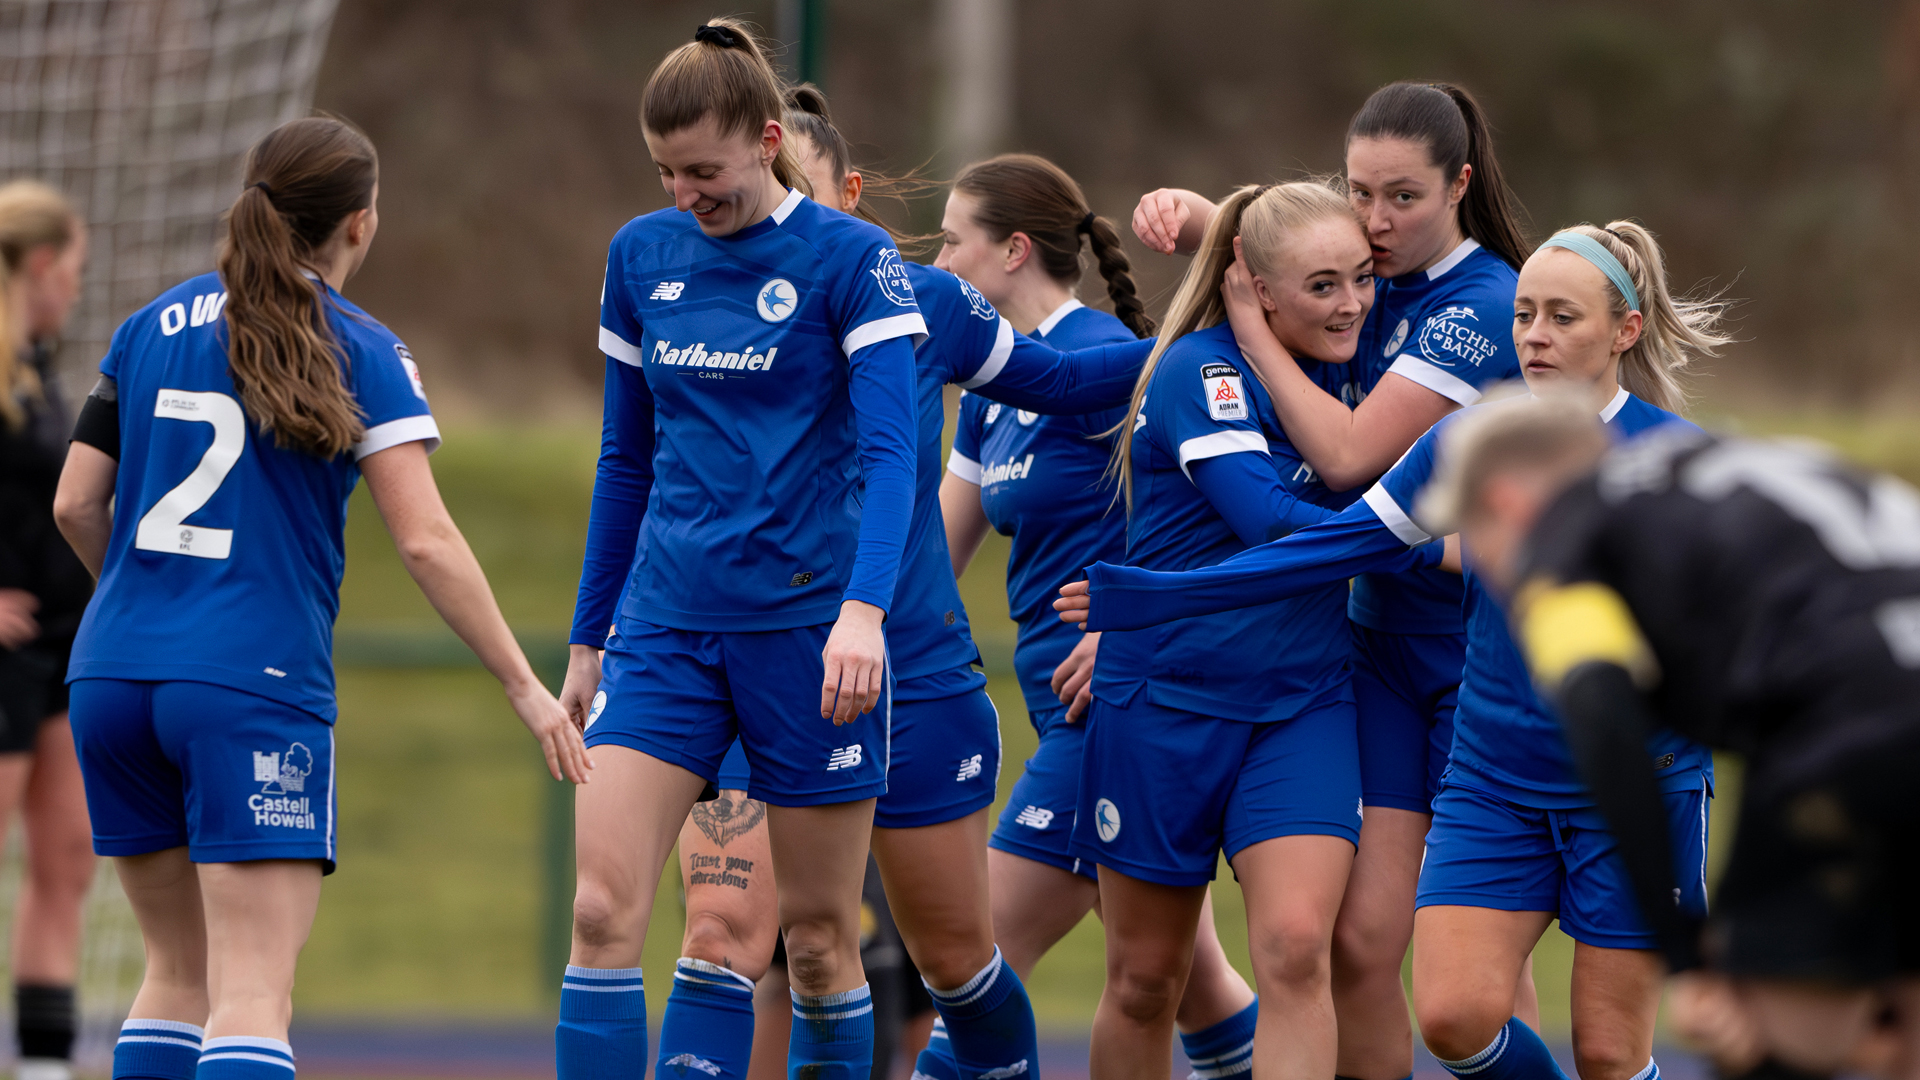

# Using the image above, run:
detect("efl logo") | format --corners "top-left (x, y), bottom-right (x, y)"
top-left (1013, 805), bottom-right (1054, 829)
top-left (651, 281), bottom-right (686, 301)
top-left (955, 754), bottom-right (983, 781)
top-left (826, 744), bottom-right (864, 771)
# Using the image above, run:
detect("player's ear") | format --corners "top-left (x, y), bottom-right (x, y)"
top-left (1250, 273), bottom-right (1279, 313)
top-left (1005, 231), bottom-right (1032, 274)
top-left (843, 170), bottom-right (863, 213)
top-left (1613, 309), bottom-right (1643, 356)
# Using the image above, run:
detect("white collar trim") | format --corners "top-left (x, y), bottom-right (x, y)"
top-left (1424, 237), bottom-right (1481, 281)
top-left (770, 187), bottom-right (806, 225)
top-left (1598, 386), bottom-right (1631, 422)
top-left (1036, 298), bottom-right (1084, 336)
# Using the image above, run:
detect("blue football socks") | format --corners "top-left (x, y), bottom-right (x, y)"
top-left (556, 965), bottom-right (647, 1080)
top-left (1180, 999), bottom-right (1257, 1080)
top-left (790, 983), bottom-right (875, 1080)
top-left (1435, 1017), bottom-right (1571, 1080)
top-left (910, 1018), bottom-right (959, 1080)
top-left (196, 1036), bottom-right (293, 1080)
top-left (657, 958), bottom-right (757, 1080)
top-left (113, 1019), bottom-right (203, 1080)
top-left (923, 947), bottom-right (1038, 1080)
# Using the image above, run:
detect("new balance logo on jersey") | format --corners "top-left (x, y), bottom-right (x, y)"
top-left (980, 454), bottom-right (1035, 486)
top-left (662, 1054), bottom-right (721, 1077)
top-left (826, 745), bottom-right (864, 771)
top-left (978, 1063), bottom-right (1030, 1080)
top-left (956, 754), bottom-right (983, 781)
top-left (1013, 805), bottom-right (1054, 829)
top-left (249, 743), bottom-right (317, 830)
top-left (651, 281), bottom-right (686, 301)
top-left (651, 339), bottom-right (780, 372)
top-left (1292, 461), bottom-right (1318, 485)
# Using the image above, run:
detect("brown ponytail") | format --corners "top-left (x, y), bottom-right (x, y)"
top-left (782, 83), bottom-right (941, 247)
top-left (217, 115), bottom-right (377, 458)
top-left (0, 181), bottom-right (77, 431)
top-left (1348, 81), bottom-right (1530, 271)
top-left (643, 18), bottom-right (810, 198)
top-left (952, 154), bottom-right (1156, 339)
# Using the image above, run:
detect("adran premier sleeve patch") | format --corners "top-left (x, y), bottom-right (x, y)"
top-left (1201, 362), bottom-right (1247, 422)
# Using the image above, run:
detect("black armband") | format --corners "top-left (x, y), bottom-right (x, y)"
top-left (70, 376), bottom-right (118, 460)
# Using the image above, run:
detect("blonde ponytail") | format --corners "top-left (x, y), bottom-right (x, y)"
top-left (0, 181), bottom-right (78, 431)
top-left (1109, 180), bottom-right (1354, 508)
top-left (1553, 221), bottom-right (1730, 415)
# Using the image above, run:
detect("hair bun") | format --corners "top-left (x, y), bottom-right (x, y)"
top-left (787, 84), bottom-right (830, 119)
top-left (693, 23), bottom-right (742, 48)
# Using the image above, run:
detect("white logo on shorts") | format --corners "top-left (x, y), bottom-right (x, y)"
top-left (253, 744), bottom-right (312, 794)
top-left (1357, 797), bottom-right (1366, 819)
top-left (956, 754), bottom-right (983, 781)
top-left (586, 690), bottom-right (607, 730)
top-left (1094, 798), bottom-right (1121, 843)
top-left (1013, 805), bottom-right (1054, 830)
top-left (826, 744), bottom-right (864, 771)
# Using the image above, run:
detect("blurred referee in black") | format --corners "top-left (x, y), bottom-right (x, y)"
top-left (1418, 395), bottom-right (1920, 1080)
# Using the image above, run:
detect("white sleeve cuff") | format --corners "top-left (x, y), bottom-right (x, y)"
top-left (1176, 429), bottom-right (1268, 480)
top-left (843, 313), bottom-right (930, 357)
top-left (946, 451), bottom-right (983, 485)
top-left (956, 318), bottom-right (1016, 389)
top-left (600, 325), bottom-right (644, 367)
top-left (1387, 354), bottom-right (1482, 406)
top-left (1361, 482), bottom-right (1431, 546)
top-left (355, 414), bottom-right (442, 459)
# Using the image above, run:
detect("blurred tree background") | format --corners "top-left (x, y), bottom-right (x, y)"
top-left (315, 0), bottom-right (1920, 414)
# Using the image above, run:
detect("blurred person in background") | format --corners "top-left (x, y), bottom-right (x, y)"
top-left (935, 153), bottom-right (1260, 1079)
top-left (1422, 398), bottom-right (1920, 1080)
top-left (0, 179), bottom-right (96, 1080)
top-left (1133, 81), bottom-right (1538, 1080)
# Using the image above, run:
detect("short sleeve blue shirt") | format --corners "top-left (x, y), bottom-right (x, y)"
top-left (949, 300), bottom-right (1134, 716)
top-left (1348, 241), bottom-right (1521, 635)
top-left (69, 272), bottom-right (441, 720)
top-left (1092, 323), bottom-right (1357, 723)
top-left (1362, 388), bottom-right (1715, 806)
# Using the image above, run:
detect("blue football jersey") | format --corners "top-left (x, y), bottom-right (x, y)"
top-left (950, 300), bottom-right (1135, 717)
top-left (1091, 323), bottom-right (1356, 723)
top-left (571, 190), bottom-right (925, 640)
top-left (68, 272), bottom-right (440, 720)
top-left (1348, 240), bottom-right (1521, 635)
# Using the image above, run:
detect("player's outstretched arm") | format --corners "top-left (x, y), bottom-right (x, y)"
top-left (1132, 188), bottom-right (1216, 256)
top-left (361, 441), bottom-right (592, 784)
top-left (53, 441), bottom-right (117, 578)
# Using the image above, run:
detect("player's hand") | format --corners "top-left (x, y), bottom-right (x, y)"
top-left (1050, 631), bottom-right (1101, 722)
top-left (1666, 972), bottom-right (1763, 1075)
top-left (560, 644), bottom-right (603, 732)
top-left (0, 589), bottom-right (40, 650)
top-left (822, 599), bottom-right (887, 725)
top-left (1133, 189), bottom-right (1191, 255)
top-left (1055, 580), bottom-right (1091, 629)
top-left (508, 676), bottom-right (593, 784)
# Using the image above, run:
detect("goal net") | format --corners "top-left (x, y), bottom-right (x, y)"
top-left (0, 0), bottom-right (338, 1064)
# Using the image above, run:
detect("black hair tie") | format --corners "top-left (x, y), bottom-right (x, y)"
top-left (1078, 212), bottom-right (1096, 235)
top-left (694, 23), bottom-right (741, 48)
top-left (251, 180), bottom-right (275, 201)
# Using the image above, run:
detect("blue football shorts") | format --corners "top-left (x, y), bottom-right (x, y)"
top-left (1351, 624), bottom-right (1465, 814)
top-left (991, 704), bottom-right (1096, 880)
top-left (69, 678), bottom-right (337, 871)
top-left (1416, 774), bottom-right (1712, 950)
top-left (586, 617), bottom-right (888, 807)
top-left (1070, 692), bottom-right (1362, 887)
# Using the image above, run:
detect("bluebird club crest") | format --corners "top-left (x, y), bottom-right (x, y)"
top-left (756, 278), bottom-right (798, 322)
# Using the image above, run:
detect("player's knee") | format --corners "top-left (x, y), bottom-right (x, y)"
top-left (569, 882), bottom-right (635, 950)
top-left (1331, 906), bottom-right (1405, 976)
top-left (1105, 948), bottom-right (1186, 1025)
top-left (1247, 911), bottom-right (1334, 991)
top-left (680, 911), bottom-right (768, 980)
top-left (781, 918), bottom-right (850, 996)
top-left (1415, 995), bottom-right (1510, 1063)
top-left (913, 935), bottom-right (997, 992)
top-left (1570, 1036), bottom-right (1643, 1080)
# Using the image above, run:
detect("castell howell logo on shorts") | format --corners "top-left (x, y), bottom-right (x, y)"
top-left (757, 278), bottom-right (798, 322)
top-left (1094, 798), bottom-right (1121, 843)
top-left (250, 743), bottom-right (317, 830)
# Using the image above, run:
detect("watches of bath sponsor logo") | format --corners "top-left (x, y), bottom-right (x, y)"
top-left (870, 249), bottom-right (917, 306)
top-left (1013, 805), bottom-right (1054, 829)
top-left (1093, 798), bottom-right (1121, 842)
top-left (958, 277), bottom-right (997, 321)
top-left (757, 278), bottom-right (798, 322)
top-left (1383, 318), bottom-right (1410, 358)
top-left (250, 743), bottom-right (317, 830)
top-left (1418, 305), bottom-right (1497, 369)
top-left (980, 453), bottom-right (1035, 486)
top-left (1202, 362), bottom-right (1246, 421)
top-left (586, 690), bottom-right (607, 730)
top-left (650, 339), bottom-right (780, 373)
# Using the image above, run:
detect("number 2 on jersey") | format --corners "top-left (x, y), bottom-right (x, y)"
top-left (134, 389), bottom-right (244, 560)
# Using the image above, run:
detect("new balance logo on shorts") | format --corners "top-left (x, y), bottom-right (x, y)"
top-left (956, 754), bottom-right (983, 781)
top-left (250, 743), bottom-right (317, 830)
top-left (650, 281), bottom-right (685, 300)
top-left (826, 744), bottom-right (864, 771)
top-left (1013, 806), bottom-right (1054, 829)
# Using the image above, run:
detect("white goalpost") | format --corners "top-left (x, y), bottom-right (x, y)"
top-left (0, 0), bottom-right (338, 1065)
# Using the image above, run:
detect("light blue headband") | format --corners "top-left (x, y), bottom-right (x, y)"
top-left (1540, 231), bottom-right (1640, 311)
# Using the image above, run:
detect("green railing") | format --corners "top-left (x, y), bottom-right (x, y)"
top-left (333, 627), bottom-right (575, 1001)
